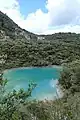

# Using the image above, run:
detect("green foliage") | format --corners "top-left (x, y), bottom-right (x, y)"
top-left (59, 60), bottom-right (80, 95)
top-left (0, 77), bottom-right (37, 120)
top-left (0, 11), bottom-right (80, 69)
top-left (0, 11), bottom-right (80, 120)
top-left (0, 78), bottom-right (80, 120)
top-left (0, 33), bottom-right (80, 70)
top-left (59, 67), bottom-right (72, 89)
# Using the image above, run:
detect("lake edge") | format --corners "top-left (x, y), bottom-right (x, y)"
top-left (3, 66), bottom-right (63, 101)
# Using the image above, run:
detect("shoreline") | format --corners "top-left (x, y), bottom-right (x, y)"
top-left (3, 65), bottom-right (63, 101)
top-left (3, 65), bottom-right (62, 73)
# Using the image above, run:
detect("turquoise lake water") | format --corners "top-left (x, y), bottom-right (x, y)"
top-left (3, 67), bottom-right (62, 100)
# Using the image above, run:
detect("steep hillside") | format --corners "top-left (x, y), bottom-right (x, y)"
top-left (0, 11), bottom-right (80, 120)
top-left (0, 11), bottom-right (37, 40)
top-left (0, 11), bottom-right (80, 71)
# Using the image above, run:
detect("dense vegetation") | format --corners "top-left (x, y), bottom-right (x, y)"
top-left (0, 30), bottom-right (80, 71)
top-left (0, 11), bottom-right (80, 120)
top-left (0, 12), bottom-right (80, 71)
top-left (59, 60), bottom-right (80, 95)
top-left (1, 64), bottom-right (80, 120)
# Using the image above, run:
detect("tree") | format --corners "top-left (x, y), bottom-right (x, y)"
top-left (0, 74), bottom-right (37, 120)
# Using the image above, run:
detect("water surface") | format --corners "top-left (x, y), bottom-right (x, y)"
top-left (3, 67), bottom-right (61, 100)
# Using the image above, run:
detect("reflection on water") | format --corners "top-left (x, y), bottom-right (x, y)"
top-left (3, 67), bottom-right (62, 100)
